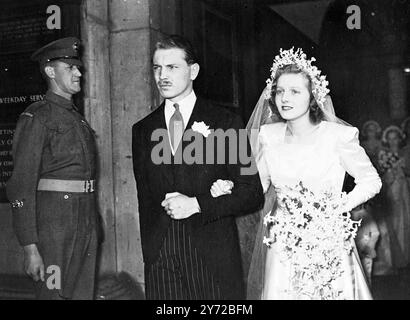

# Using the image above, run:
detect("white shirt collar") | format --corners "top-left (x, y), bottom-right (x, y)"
top-left (164, 90), bottom-right (197, 130)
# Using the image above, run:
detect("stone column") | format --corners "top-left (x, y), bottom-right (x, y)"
top-left (109, 0), bottom-right (153, 283)
top-left (81, 0), bottom-right (116, 276)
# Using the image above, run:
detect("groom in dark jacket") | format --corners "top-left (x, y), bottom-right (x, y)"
top-left (132, 35), bottom-right (263, 300)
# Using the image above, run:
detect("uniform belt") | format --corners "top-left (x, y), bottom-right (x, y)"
top-left (37, 179), bottom-right (96, 193)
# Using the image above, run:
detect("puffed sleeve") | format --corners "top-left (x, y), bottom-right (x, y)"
top-left (6, 112), bottom-right (47, 246)
top-left (256, 125), bottom-right (272, 193)
top-left (338, 126), bottom-right (382, 212)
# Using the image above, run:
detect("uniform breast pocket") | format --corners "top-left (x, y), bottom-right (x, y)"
top-left (51, 121), bottom-right (81, 157)
top-left (56, 120), bottom-right (76, 135)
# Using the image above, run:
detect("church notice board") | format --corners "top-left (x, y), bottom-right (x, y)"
top-left (0, 0), bottom-right (81, 202)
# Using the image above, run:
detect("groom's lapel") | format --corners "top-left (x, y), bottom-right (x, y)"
top-left (177, 98), bottom-right (214, 169)
top-left (150, 102), bottom-right (174, 188)
top-left (180, 97), bottom-right (206, 152)
top-left (185, 98), bottom-right (204, 134)
top-left (171, 97), bottom-right (202, 157)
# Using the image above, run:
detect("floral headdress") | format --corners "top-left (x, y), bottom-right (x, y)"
top-left (264, 47), bottom-right (330, 106)
top-left (361, 120), bottom-right (382, 137)
top-left (382, 125), bottom-right (404, 144)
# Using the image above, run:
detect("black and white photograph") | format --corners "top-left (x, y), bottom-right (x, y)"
top-left (0, 0), bottom-right (409, 307)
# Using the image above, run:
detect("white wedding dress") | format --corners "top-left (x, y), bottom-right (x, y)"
top-left (257, 121), bottom-right (382, 300)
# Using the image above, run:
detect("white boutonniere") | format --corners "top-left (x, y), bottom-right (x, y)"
top-left (191, 121), bottom-right (211, 137)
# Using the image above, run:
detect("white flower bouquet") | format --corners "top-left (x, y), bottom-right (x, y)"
top-left (263, 181), bottom-right (361, 300)
top-left (378, 149), bottom-right (401, 174)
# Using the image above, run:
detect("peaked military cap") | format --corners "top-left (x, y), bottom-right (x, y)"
top-left (31, 37), bottom-right (82, 66)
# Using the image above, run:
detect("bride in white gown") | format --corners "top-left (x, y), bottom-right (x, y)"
top-left (211, 48), bottom-right (382, 300)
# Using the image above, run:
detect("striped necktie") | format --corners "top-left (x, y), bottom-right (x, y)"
top-left (169, 103), bottom-right (184, 150)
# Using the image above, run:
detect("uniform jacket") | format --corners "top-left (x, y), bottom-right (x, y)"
top-left (6, 91), bottom-right (98, 299)
top-left (7, 90), bottom-right (97, 245)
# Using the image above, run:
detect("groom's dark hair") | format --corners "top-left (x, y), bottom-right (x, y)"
top-left (154, 35), bottom-right (198, 65)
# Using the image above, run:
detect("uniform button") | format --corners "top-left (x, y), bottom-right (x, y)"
top-left (64, 194), bottom-right (69, 199)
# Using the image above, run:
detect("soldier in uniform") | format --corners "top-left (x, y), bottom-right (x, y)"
top-left (6, 37), bottom-right (99, 300)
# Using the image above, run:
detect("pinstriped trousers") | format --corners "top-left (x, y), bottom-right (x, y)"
top-left (145, 220), bottom-right (221, 300)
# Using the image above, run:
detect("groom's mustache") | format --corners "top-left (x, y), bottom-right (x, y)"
top-left (158, 80), bottom-right (172, 87)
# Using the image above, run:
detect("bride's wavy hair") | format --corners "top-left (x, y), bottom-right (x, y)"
top-left (268, 64), bottom-right (325, 124)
